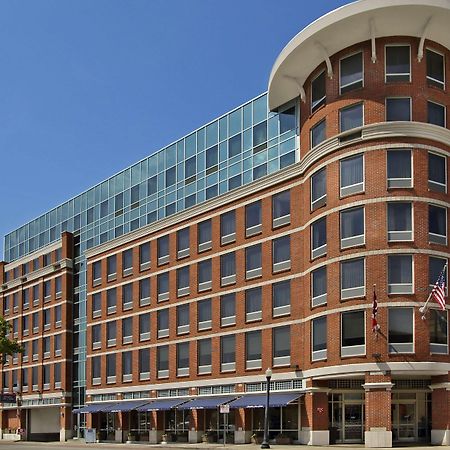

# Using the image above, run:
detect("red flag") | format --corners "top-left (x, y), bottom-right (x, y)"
top-left (372, 287), bottom-right (380, 332)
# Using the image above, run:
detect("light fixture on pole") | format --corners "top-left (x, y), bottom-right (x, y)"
top-left (260, 367), bottom-right (272, 449)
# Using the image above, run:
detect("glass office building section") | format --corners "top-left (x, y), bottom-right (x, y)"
top-left (3, 92), bottom-right (299, 406)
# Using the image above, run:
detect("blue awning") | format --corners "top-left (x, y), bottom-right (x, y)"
top-left (75, 403), bottom-right (117, 413)
top-left (228, 392), bottom-right (302, 409)
top-left (102, 400), bottom-right (151, 413)
top-left (136, 398), bottom-right (189, 411)
top-left (177, 395), bottom-right (237, 410)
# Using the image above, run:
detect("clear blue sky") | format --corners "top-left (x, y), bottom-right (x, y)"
top-left (0, 0), bottom-right (349, 259)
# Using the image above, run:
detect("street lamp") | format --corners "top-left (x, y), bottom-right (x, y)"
top-left (260, 367), bottom-right (272, 449)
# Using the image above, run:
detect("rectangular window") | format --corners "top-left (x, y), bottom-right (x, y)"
top-left (311, 217), bottom-right (327, 259)
top-left (387, 149), bottom-right (412, 188)
top-left (92, 293), bottom-right (101, 318)
top-left (139, 278), bottom-right (150, 306)
top-left (246, 201), bottom-right (262, 237)
top-left (22, 315), bottom-right (29, 335)
top-left (92, 324), bottom-right (101, 349)
top-left (157, 236), bottom-right (170, 265)
top-left (385, 45), bottom-right (410, 82)
top-left (311, 70), bottom-right (326, 112)
top-left (122, 351), bottom-right (132, 382)
top-left (388, 202), bottom-right (413, 241)
top-left (198, 338), bottom-right (212, 374)
top-left (429, 205), bottom-right (447, 245)
top-left (107, 288), bottom-right (117, 314)
top-left (340, 206), bottom-right (365, 248)
top-left (106, 353), bottom-right (116, 383)
top-left (221, 335), bottom-right (236, 372)
top-left (198, 219), bottom-right (212, 252)
top-left (92, 261), bottom-right (102, 285)
top-left (122, 249), bottom-right (133, 276)
top-left (220, 211), bottom-right (236, 245)
top-left (139, 348), bottom-right (150, 380)
top-left (157, 272), bottom-right (169, 302)
top-left (43, 280), bottom-right (51, 299)
top-left (157, 309), bottom-right (169, 339)
top-left (157, 345), bottom-right (169, 378)
top-left (228, 134), bottom-right (241, 158)
top-left (198, 298), bottom-right (212, 331)
top-left (246, 287), bottom-right (262, 322)
top-left (428, 152), bottom-right (446, 192)
top-left (32, 312), bottom-right (39, 333)
top-left (340, 154), bottom-right (364, 196)
top-left (92, 356), bottom-right (101, 384)
top-left (339, 102), bottom-right (363, 132)
top-left (177, 266), bottom-right (190, 297)
top-left (122, 317), bottom-right (133, 344)
top-left (246, 244), bottom-right (262, 279)
top-left (177, 304), bottom-right (190, 335)
top-left (43, 365), bottom-right (50, 389)
top-left (388, 307), bottom-right (414, 353)
top-left (386, 97), bottom-right (411, 121)
top-left (429, 309), bottom-right (448, 354)
top-left (340, 52), bottom-right (363, 93)
top-left (33, 285), bottom-right (39, 305)
top-left (311, 119), bottom-right (326, 148)
top-left (312, 316), bottom-right (327, 361)
top-left (177, 228), bottom-right (190, 259)
top-left (220, 252), bottom-right (236, 286)
top-left (220, 293), bottom-right (236, 327)
top-left (426, 48), bottom-right (445, 89)
top-left (388, 255), bottom-right (413, 294)
top-left (341, 310), bottom-right (365, 356)
top-left (23, 288), bottom-right (29, 308)
top-left (177, 342), bottom-right (190, 377)
top-left (273, 236), bottom-right (291, 272)
top-left (428, 101), bottom-right (446, 127)
top-left (139, 313), bottom-right (150, 341)
top-left (273, 326), bottom-right (290, 366)
top-left (198, 259), bottom-right (212, 291)
top-left (139, 242), bottom-right (151, 270)
top-left (272, 190), bottom-right (291, 228)
top-left (311, 168), bottom-right (326, 210)
top-left (341, 258), bottom-right (365, 299)
top-left (246, 330), bottom-right (262, 369)
top-left (107, 255), bottom-right (117, 281)
top-left (272, 280), bottom-right (291, 317)
top-left (107, 321), bottom-right (117, 347)
top-left (311, 266), bottom-right (327, 307)
top-left (54, 334), bottom-right (61, 356)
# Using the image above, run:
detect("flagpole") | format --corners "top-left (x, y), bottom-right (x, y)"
top-left (420, 263), bottom-right (448, 319)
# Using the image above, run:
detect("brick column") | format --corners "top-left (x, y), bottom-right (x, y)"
top-left (301, 380), bottom-right (329, 445)
top-left (234, 408), bottom-right (252, 443)
top-left (188, 409), bottom-right (204, 443)
top-left (148, 410), bottom-right (163, 444)
top-left (430, 374), bottom-right (450, 445)
top-left (59, 406), bottom-right (72, 442)
top-left (363, 372), bottom-right (393, 447)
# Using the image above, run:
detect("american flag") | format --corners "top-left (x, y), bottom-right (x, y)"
top-left (372, 286), bottom-right (380, 332)
top-left (431, 268), bottom-right (447, 311)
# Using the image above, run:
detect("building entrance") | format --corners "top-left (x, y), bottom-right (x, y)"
top-left (329, 393), bottom-right (364, 443)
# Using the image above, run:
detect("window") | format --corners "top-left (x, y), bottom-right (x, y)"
top-left (312, 316), bottom-right (327, 361)
top-left (122, 351), bottom-right (132, 382)
top-left (43, 365), bottom-right (50, 389)
top-left (54, 304), bottom-right (61, 327)
top-left (177, 266), bottom-right (190, 297)
top-left (198, 338), bottom-right (212, 374)
top-left (177, 304), bottom-right (190, 335)
top-left (54, 334), bottom-right (61, 356)
top-left (139, 278), bottom-right (150, 306)
top-left (387, 149), bottom-right (412, 188)
top-left (428, 101), bottom-right (446, 127)
top-left (429, 309), bottom-right (448, 354)
top-left (388, 255), bottom-right (413, 294)
top-left (429, 205), bottom-right (447, 245)
top-left (340, 103), bottom-right (363, 132)
top-left (107, 321), bottom-right (117, 346)
top-left (92, 324), bottom-right (101, 349)
top-left (272, 190), bottom-right (290, 228)
top-left (157, 272), bottom-right (169, 302)
top-left (429, 152), bottom-right (446, 192)
top-left (386, 98), bottom-right (411, 121)
top-left (220, 293), bottom-right (236, 327)
top-left (388, 202), bottom-right (413, 241)
top-left (311, 168), bottom-right (326, 210)
top-left (107, 288), bottom-right (117, 314)
top-left (32, 312), bottom-right (39, 333)
top-left (221, 335), bottom-right (236, 372)
top-left (106, 353), bottom-right (116, 383)
top-left (273, 236), bottom-right (291, 272)
top-left (246, 330), bottom-right (262, 369)
top-left (92, 261), bottom-right (102, 285)
top-left (198, 259), bottom-right (212, 291)
top-left (429, 257), bottom-right (447, 289)
top-left (273, 326), bottom-right (290, 366)
top-left (246, 244), bottom-right (262, 279)
top-left (311, 70), bottom-right (326, 112)
top-left (107, 255), bottom-right (117, 281)
top-left (23, 288), bottom-right (29, 308)
top-left (198, 298), bottom-right (212, 331)
top-left (55, 277), bottom-right (62, 297)
top-left (177, 228), bottom-right (190, 259)
top-left (246, 287), bottom-right (262, 322)
top-left (33, 285), bottom-right (39, 305)
top-left (92, 293), bottom-right (101, 318)
top-left (341, 258), bottom-right (365, 299)
top-left (340, 52), bottom-right (363, 93)
top-left (157, 236), bottom-right (170, 265)
top-left (220, 211), bottom-right (236, 245)
top-left (139, 242), bottom-right (150, 270)
top-left (122, 317), bottom-right (133, 344)
top-left (221, 252), bottom-right (236, 286)
top-left (157, 309), bottom-right (169, 338)
top-left (198, 220), bottom-right (212, 252)
top-left (22, 315), bottom-right (29, 335)
top-left (32, 339), bottom-right (38, 360)
top-left (311, 217), bottom-right (327, 259)
top-left (157, 345), bottom-right (169, 378)
top-left (139, 348), bottom-right (150, 380)
top-left (311, 119), bottom-right (326, 148)
top-left (177, 342), bottom-right (190, 377)
top-left (340, 154), bottom-right (363, 196)
top-left (32, 366), bottom-right (38, 390)
top-left (122, 283), bottom-right (133, 310)
top-left (273, 280), bottom-right (291, 317)
top-left (139, 313), bottom-right (150, 341)
top-left (426, 48), bottom-right (445, 89)
top-left (340, 207), bottom-right (365, 248)
top-left (92, 356), bottom-right (101, 384)
top-left (246, 201), bottom-right (262, 237)
top-left (388, 307), bottom-right (414, 353)
top-left (22, 368), bottom-right (28, 390)
top-left (43, 280), bottom-right (51, 299)
top-left (311, 266), bottom-right (327, 307)
top-left (122, 249), bottom-right (133, 276)
top-left (385, 45), bottom-right (410, 82)
top-left (341, 311), bottom-right (365, 356)
top-left (43, 309), bottom-right (50, 329)
top-left (228, 133), bottom-right (241, 158)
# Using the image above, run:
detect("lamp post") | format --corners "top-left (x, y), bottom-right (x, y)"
top-left (260, 368), bottom-right (272, 449)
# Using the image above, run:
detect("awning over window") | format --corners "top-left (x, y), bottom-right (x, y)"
top-left (177, 395), bottom-right (237, 410)
top-left (228, 392), bottom-right (302, 409)
top-left (75, 403), bottom-right (117, 414)
top-left (102, 400), bottom-right (151, 413)
top-left (136, 398), bottom-right (189, 412)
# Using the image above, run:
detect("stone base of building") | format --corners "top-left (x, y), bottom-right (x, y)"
top-left (149, 430), bottom-right (163, 444)
top-left (299, 428), bottom-right (329, 445)
top-left (365, 429), bottom-right (392, 447)
top-left (188, 430), bottom-right (203, 443)
top-left (431, 429), bottom-right (450, 445)
top-left (234, 430), bottom-right (252, 443)
top-left (59, 428), bottom-right (72, 442)
top-left (0, 433), bottom-right (21, 441)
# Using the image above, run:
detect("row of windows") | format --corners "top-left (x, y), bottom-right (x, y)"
top-left (311, 46), bottom-right (446, 114)
top-left (2, 363), bottom-right (62, 393)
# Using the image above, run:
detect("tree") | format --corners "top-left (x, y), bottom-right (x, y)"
top-left (0, 316), bottom-right (23, 358)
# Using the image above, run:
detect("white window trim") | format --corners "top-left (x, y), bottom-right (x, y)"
top-left (340, 258), bottom-right (366, 300)
top-left (339, 51), bottom-right (364, 94)
top-left (387, 201), bottom-right (414, 242)
top-left (340, 153), bottom-right (365, 198)
top-left (385, 97), bottom-right (412, 122)
top-left (429, 204), bottom-right (448, 245)
top-left (339, 102), bottom-right (365, 133)
top-left (387, 148), bottom-right (413, 189)
top-left (311, 318), bottom-right (327, 362)
top-left (385, 44), bottom-right (411, 82)
top-left (340, 206), bottom-right (365, 250)
top-left (388, 307), bottom-right (415, 354)
top-left (311, 219), bottom-right (327, 260)
top-left (341, 310), bottom-right (366, 357)
top-left (388, 254), bottom-right (414, 295)
top-left (426, 47), bottom-right (445, 89)
top-left (428, 151), bottom-right (447, 193)
top-left (310, 169), bottom-right (327, 211)
top-left (428, 100), bottom-right (447, 128)
top-left (429, 309), bottom-right (449, 355)
top-left (310, 118), bottom-right (326, 149)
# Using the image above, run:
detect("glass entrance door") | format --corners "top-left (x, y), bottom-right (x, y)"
top-left (329, 393), bottom-right (364, 443)
top-left (343, 403), bottom-right (363, 442)
top-left (392, 401), bottom-right (416, 442)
